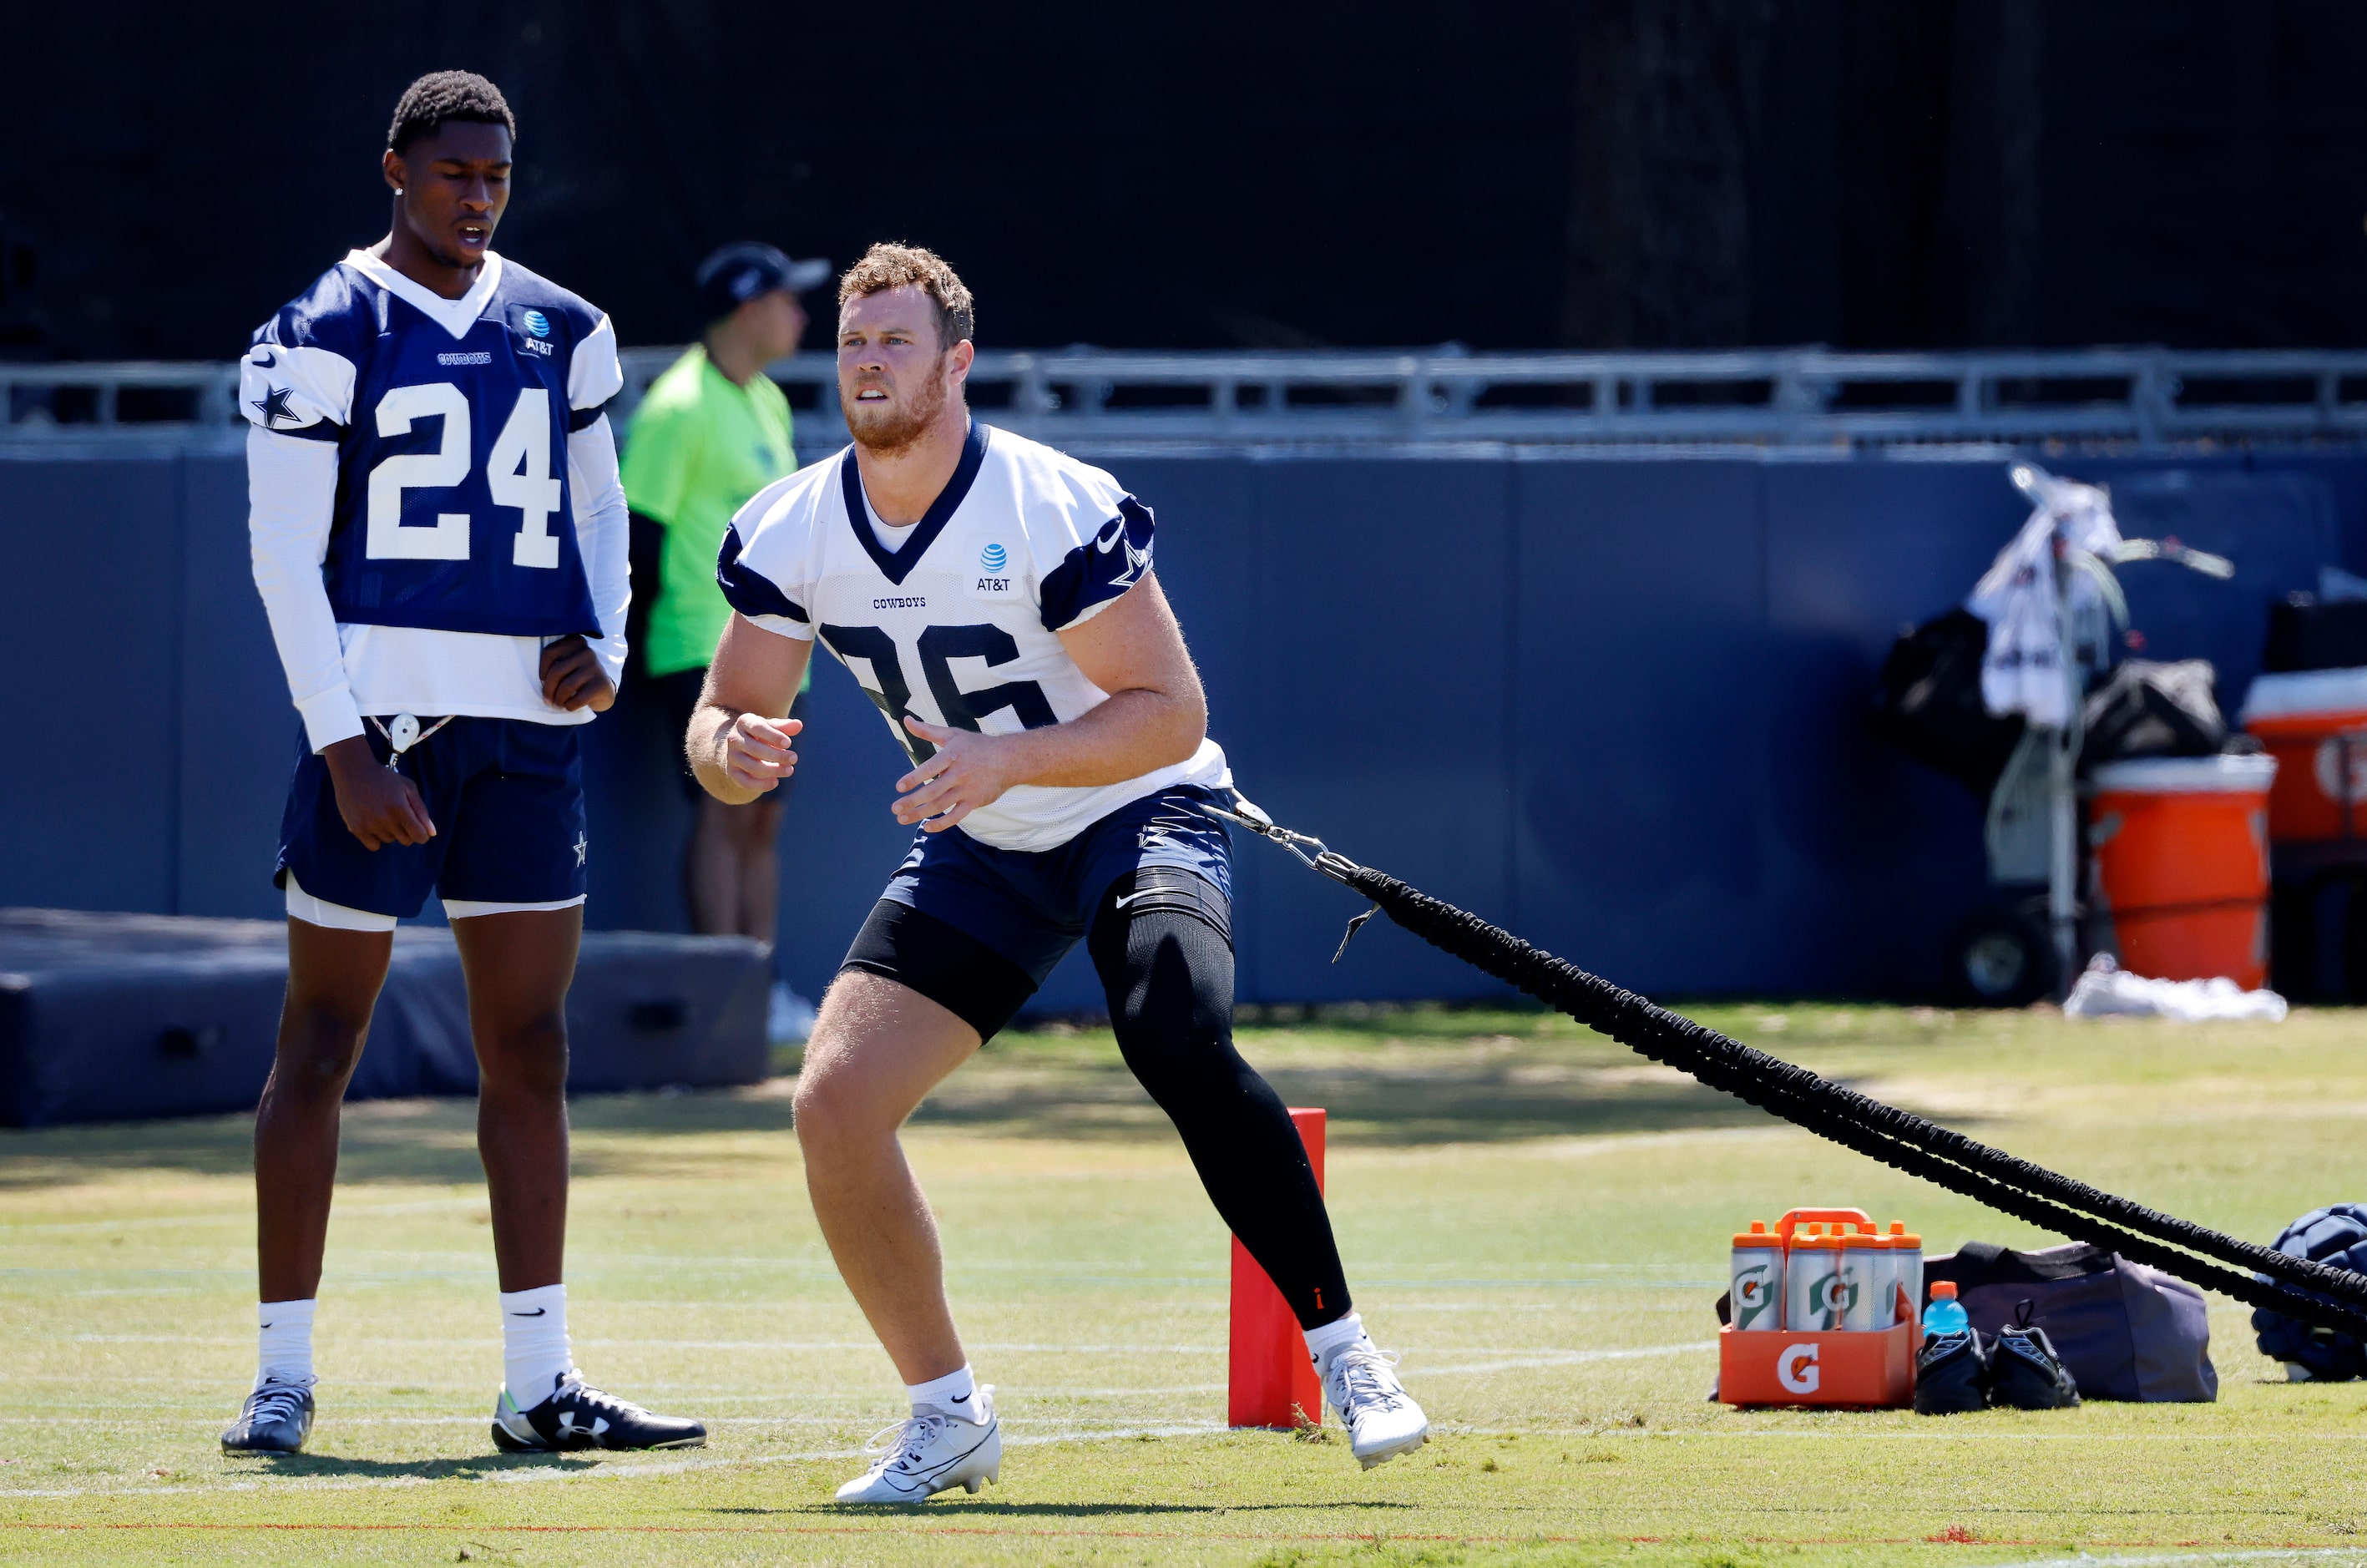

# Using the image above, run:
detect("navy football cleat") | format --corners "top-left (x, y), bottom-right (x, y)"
top-left (221, 1378), bottom-right (315, 1454)
top-left (490, 1372), bottom-right (706, 1452)
top-left (1990, 1321), bottom-right (2081, 1409)
top-left (1913, 1329), bottom-right (1990, 1415)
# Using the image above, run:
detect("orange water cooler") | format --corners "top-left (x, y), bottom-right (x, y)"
top-left (2240, 670), bottom-right (2367, 842)
top-left (2087, 754), bottom-right (2276, 989)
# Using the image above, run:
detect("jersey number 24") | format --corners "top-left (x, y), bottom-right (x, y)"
top-left (367, 382), bottom-right (564, 568)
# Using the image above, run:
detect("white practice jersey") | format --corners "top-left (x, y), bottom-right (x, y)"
top-left (718, 422), bottom-right (1229, 852)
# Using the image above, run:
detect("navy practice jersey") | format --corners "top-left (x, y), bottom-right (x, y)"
top-left (717, 422), bottom-right (1229, 852)
top-left (240, 250), bottom-right (623, 639)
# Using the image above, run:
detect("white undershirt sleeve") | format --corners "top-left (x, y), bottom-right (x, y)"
top-left (567, 413), bottom-right (630, 688)
top-left (246, 425), bottom-right (363, 751)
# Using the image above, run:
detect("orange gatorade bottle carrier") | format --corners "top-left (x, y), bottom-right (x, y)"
top-left (1719, 1207), bottom-right (1915, 1409)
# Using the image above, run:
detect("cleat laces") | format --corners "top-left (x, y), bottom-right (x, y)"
top-left (1328, 1345), bottom-right (1410, 1416)
top-left (550, 1372), bottom-right (648, 1424)
top-left (245, 1381), bottom-right (309, 1426)
top-left (861, 1412), bottom-right (952, 1476)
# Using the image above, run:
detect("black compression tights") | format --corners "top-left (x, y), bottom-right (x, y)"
top-left (1085, 881), bottom-right (1352, 1331)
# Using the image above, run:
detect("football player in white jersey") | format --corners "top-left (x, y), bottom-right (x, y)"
top-left (690, 245), bottom-right (1429, 1502)
top-left (224, 72), bottom-right (702, 1458)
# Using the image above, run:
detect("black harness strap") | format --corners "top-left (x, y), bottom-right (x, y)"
top-left (1210, 797), bottom-right (2367, 1340)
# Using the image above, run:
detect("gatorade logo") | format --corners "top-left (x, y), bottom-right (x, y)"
top-left (1808, 1273), bottom-right (1858, 1322)
top-left (1734, 1265), bottom-right (1773, 1329)
top-left (1778, 1343), bottom-right (1821, 1395)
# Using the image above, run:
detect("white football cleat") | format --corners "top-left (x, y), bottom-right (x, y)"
top-left (1323, 1344), bottom-right (1429, 1469)
top-left (833, 1388), bottom-right (1001, 1505)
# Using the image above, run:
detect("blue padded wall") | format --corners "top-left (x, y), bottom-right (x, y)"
top-left (4, 442), bottom-right (2361, 1006)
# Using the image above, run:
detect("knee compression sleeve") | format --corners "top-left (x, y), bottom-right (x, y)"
top-left (1087, 871), bottom-right (1352, 1329)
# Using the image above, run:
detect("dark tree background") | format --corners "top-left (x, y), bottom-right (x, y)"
top-left (3, 0), bottom-right (2364, 359)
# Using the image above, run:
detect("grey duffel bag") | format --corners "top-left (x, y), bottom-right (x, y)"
top-left (1924, 1240), bottom-right (2218, 1402)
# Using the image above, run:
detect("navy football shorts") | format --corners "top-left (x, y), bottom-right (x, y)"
top-left (276, 716), bottom-right (588, 924)
top-left (841, 783), bottom-right (1234, 1037)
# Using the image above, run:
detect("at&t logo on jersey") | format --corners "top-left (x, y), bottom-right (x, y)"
top-left (974, 540), bottom-right (1012, 596)
top-left (513, 307), bottom-right (555, 357)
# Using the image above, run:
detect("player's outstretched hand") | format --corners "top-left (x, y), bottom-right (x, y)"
top-left (894, 717), bottom-right (1019, 832)
top-left (722, 712), bottom-right (802, 795)
top-left (540, 635), bottom-right (616, 713)
top-left (322, 736), bottom-right (436, 851)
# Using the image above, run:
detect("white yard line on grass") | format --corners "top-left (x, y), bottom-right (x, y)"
top-left (1016, 1341), bottom-right (1719, 1399)
top-left (0, 1421), bottom-right (1226, 1500)
top-left (0, 1198), bottom-right (481, 1234)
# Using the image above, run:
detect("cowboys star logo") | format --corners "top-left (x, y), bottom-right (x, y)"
top-left (250, 385), bottom-right (298, 427)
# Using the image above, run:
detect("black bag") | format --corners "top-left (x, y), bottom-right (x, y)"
top-left (2080, 659), bottom-right (2224, 770)
top-left (1871, 608), bottom-right (2026, 795)
top-left (2265, 594), bottom-right (2367, 674)
top-left (1925, 1241), bottom-right (2217, 1402)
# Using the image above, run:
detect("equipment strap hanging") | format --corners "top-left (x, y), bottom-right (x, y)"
top-left (1208, 795), bottom-right (2367, 1341)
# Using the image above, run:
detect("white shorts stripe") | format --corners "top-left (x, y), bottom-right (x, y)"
top-left (284, 873), bottom-right (397, 933)
top-left (442, 894), bottom-right (587, 920)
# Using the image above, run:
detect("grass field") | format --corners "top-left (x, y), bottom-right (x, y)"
top-left (8, 1001), bottom-right (2367, 1565)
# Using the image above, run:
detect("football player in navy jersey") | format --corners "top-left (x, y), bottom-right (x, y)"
top-left (689, 245), bottom-right (1429, 1502)
top-left (223, 71), bottom-right (702, 1457)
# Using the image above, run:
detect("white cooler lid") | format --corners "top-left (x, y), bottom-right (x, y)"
top-left (2091, 753), bottom-right (2278, 793)
top-left (2240, 666), bottom-right (2367, 724)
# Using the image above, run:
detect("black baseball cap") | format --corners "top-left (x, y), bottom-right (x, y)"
top-left (695, 242), bottom-right (830, 323)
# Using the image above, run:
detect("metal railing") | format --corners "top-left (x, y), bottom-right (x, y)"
top-left (13, 345), bottom-right (2367, 453)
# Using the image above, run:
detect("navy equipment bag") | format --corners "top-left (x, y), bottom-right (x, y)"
top-left (1925, 1241), bottom-right (2217, 1402)
top-left (2252, 1204), bottom-right (2367, 1381)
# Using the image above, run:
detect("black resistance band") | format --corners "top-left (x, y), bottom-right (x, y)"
top-left (1207, 795), bottom-right (2367, 1342)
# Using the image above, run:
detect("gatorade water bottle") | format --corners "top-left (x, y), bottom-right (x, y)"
top-left (1889, 1223), bottom-right (1924, 1323)
top-left (1839, 1227), bottom-right (1883, 1330)
top-left (1859, 1227), bottom-right (1897, 1329)
top-left (1731, 1222), bottom-right (1783, 1331)
top-left (1923, 1279), bottom-right (1970, 1338)
top-left (1786, 1226), bottom-right (1846, 1330)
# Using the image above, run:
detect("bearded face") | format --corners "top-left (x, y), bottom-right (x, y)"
top-left (842, 349), bottom-right (949, 455)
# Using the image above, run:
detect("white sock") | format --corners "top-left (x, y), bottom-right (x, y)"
top-left (1305, 1311), bottom-right (1369, 1373)
top-left (907, 1363), bottom-right (984, 1424)
top-left (499, 1284), bottom-right (573, 1408)
top-left (256, 1298), bottom-right (316, 1388)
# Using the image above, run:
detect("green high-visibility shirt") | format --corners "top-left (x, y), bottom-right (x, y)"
top-left (621, 345), bottom-right (809, 685)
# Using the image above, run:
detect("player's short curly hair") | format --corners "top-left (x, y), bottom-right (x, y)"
top-left (387, 71), bottom-right (516, 154)
top-left (837, 243), bottom-right (975, 352)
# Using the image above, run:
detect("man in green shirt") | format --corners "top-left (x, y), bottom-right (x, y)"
top-left (621, 242), bottom-right (824, 948)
